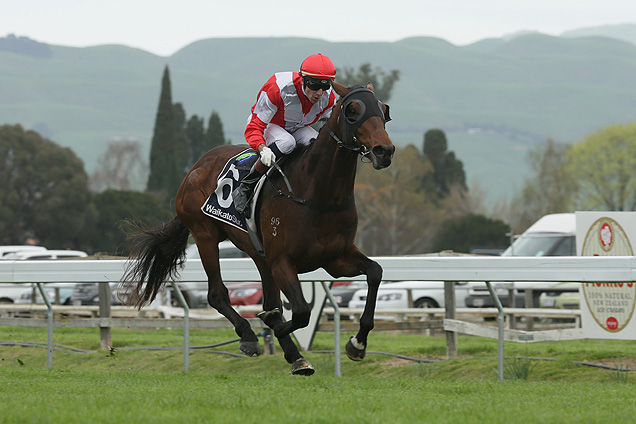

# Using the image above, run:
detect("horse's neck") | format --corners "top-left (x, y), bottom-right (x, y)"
top-left (299, 130), bottom-right (358, 203)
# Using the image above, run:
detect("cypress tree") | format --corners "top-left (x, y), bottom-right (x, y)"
top-left (171, 102), bottom-right (190, 195)
top-left (186, 115), bottom-right (205, 165)
top-left (147, 66), bottom-right (177, 195)
top-left (422, 129), bottom-right (466, 197)
top-left (205, 111), bottom-right (227, 152)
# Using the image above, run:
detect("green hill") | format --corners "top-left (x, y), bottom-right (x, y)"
top-left (2, 33), bottom-right (636, 202)
top-left (562, 23), bottom-right (636, 45)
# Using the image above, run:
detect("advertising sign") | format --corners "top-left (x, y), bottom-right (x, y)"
top-left (576, 212), bottom-right (636, 339)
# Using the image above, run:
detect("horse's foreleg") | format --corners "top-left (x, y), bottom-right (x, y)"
top-left (269, 262), bottom-right (311, 339)
top-left (257, 309), bottom-right (314, 375)
top-left (258, 272), bottom-right (302, 364)
top-left (258, 267), bottom-right (314, 375)
top-left (325, 249), bottom-right (382, 361)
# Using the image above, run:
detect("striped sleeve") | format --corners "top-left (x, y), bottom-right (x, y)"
top-left (244, 76), bottom-right (284, 148)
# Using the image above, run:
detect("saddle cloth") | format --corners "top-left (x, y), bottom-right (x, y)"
top-left (200, 149), bottom-right (259, 233)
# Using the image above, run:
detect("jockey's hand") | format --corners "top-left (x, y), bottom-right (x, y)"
top-left (259, 146), bottom-right (276, 167)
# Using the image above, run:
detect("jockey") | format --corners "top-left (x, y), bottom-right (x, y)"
top-left (233, 53), bottom-right (337, 217)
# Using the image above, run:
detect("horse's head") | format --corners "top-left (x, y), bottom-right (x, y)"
top-left (330, 82), bottom-right (395, 169)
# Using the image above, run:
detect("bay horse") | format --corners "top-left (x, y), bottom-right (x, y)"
top-left (122, 81), bottom-right (395, 375)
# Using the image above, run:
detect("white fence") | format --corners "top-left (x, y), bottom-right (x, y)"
top-left (1, 256), bottom-right (635, 378)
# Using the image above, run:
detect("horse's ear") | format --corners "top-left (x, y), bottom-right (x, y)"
top-left (366, 81), bottom-right (374, 91)
top-left (332, 81), bottom-right (349, 97)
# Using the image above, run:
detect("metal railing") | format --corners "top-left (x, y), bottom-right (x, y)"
top-left (1, 255), bottom-right (635, 379)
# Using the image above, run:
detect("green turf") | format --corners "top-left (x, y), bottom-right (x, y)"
top-left (1, 326), bottom-right (635, 423)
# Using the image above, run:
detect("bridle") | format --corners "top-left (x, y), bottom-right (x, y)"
top-left (325, 86), bottom-right (391, 161)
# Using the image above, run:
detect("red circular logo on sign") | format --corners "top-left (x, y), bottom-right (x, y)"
top-left (599, 223), bottom-right (613, 250)
top-left (606, 317), bottom-right (619, 331)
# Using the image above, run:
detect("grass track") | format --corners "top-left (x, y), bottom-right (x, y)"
top-left (1, 326), bottom-right (635, 423)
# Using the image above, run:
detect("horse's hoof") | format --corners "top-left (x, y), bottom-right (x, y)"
top-left (345, 336), bottom-right (366, 361)
top-left (239, 340), bottom-right (262, 357)
top-left (291, 358), bottom-right (315, 376)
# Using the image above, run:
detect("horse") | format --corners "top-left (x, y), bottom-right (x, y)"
top-left (122, 81), bottom-right (395, 375)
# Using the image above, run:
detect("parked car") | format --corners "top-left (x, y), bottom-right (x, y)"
top-left (172, 241), bottom-right (250, 308)
top-left (0, 284), bottom-right (32, 304)
top-left (540, 291), bottom-right (580, 309)
top-left (227, 281), bottom-right (262, 305)
top-left (3, 249), bottom-right (88, 260)
top-left (70, 282), bottom-right (124, 306)
top-left (348, 280), bottom-right (480, 311)
top-left (465, 213), bottom-right (578, 308)
top-left (327, 281), bottom-right (368, 308)
top-left (14, 283), bottom-right (75, 305)
top-left (464, 287), bottom-right (525, 308)
top-left (0, 249), bottom-right (88, 303)
top-left (0, 245), bottom-right (47, 259)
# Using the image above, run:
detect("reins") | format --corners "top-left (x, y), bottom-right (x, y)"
top-left (270, 162), bottom-right (355, 212)
top-left (267, 86), bottom-right (387, 212)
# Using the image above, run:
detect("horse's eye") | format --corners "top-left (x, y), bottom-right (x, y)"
top-left (345, 104), bottom-right (359, 124)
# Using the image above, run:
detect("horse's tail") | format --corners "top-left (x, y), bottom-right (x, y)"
top-left (120, 216), bottom-right (191, 308)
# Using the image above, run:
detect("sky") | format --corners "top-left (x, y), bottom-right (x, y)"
top-left (3, 0), bottom-right (635, 56)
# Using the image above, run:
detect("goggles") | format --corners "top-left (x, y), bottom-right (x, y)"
top-left (303, 76), bottom-right (331, 92)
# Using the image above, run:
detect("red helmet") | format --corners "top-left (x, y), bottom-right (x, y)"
top-left (300, 54), bottom-right (336, 80)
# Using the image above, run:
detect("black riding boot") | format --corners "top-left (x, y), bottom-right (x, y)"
top-left (233, 164), bottom-right (264, 218)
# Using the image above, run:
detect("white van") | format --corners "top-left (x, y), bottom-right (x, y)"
top-left (503, 213), bottom-right (576, 257)
top-left (465, 213), bottom-right (577, 308)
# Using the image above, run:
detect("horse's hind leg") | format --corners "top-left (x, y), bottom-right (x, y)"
top-left (257, 267), bottom-right (314, 375)
top-left (193, 231), bottom-right (261, 357)
top-left (324, 248), bottom-right (383, 362)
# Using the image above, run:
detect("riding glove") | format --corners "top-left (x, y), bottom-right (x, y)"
top-left (260, 146), bottom-right (276, 167)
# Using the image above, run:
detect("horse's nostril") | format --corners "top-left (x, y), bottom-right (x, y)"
top-left (372, 145), bottom-right (395, 158)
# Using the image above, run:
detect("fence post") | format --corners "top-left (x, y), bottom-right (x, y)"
top-left (36, 283), bottom-right (53, 369)
top-left (171, 282), bottom-right (190, 372)
top-left (444, 281), bottom-right (457, 359)
top-left (486, 281), bottom-right (505, 381)
top-left (507, 288), bottom-right (516, 330)
top-left (321, 281), bottom-right (341, 377)
top-left (525, 289), bottom-right (534, 330)
top-left (98, 283), bottom-right (112, 350)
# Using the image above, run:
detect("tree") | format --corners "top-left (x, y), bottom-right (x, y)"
top-left (0, 124), bottom-right (91, 248)
top-left (89, 138), bottom-right (148, 192)
top-left (337, 63), bottom-right (400, 102)
top-left (567, 124), bottom-right (636, 211)
top-left (90, 190), bottom-right (172, 255)
top-left (355, 144), bottom-right (441, 255)
top-left (204, 111), bottom-right (228, 153)
top-left (186, 114), bottom-right (206, 165)
top-left (422, 129), bottom-right (467, 198)
top-left (147, 66), bottom-right (179, 200)
top-left (430, 214), bottom-right (511, 254)
top-left (147, 68), bottom-right (230, 204)
top-left (507, 138), bottom-right (577, 232)
top-left (172, 102), bottom-right (190, 187)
